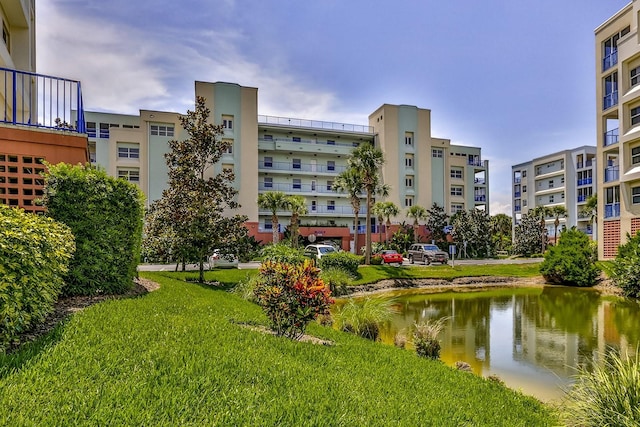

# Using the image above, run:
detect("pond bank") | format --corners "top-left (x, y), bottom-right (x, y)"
top-left (347, 275), bottom-right (623, 297)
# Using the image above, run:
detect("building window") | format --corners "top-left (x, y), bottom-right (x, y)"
top-left (263, 156), bottom-right (272, 168)
top-left (99, 123), bottom-right (110, 138)
top-left (603, 27), bottom-right (629, 71)
top-left (293, 178), bottom-right (301, 189)
top-left (2, 20), bottom-right (9, 53)
top-left (405, 154), bottom-right (414, 168)
top-left (604, 72), bottom-right (619, 110)
top-left (264, 177), bottom-right (273, 188)
top-left (523, 185), bottom-right (527, 192)
top-left (328, 200), bottom-right (335, 211)
top-left (264, 134), bottom-right (273, 141)
top-left (432, 149), bottom-right (443, 158)
top-left (549, 195), bottom-right (554, 203)
top-left (311, 200), bottom-right (317, 211)
top-left (86, 122), bottom-right (97, 138)
top-left (327, 161), bottom-right (335, 171)
top-left (326, 180), bottom-right (333, 191)
top-left (150, 124), bottom-right (174, 136)
top-left (292, 159), bottom-right (301, 169)
top-left (405, 132), bottom-right (414, 146)
top-left (633, 187), bottom-right (640, 204)
top-left (405, 176), bottom-right (414, 188)
top-left (549, 180), bottom-right (554, 189)
top-left (405, 196), bottom-right (414, 207)
top-left (292, 137), bottom-right (301, 142)
top-left (264, 220), bottom-right (273, 230)
top-left (523, 200), bottom-right (527, 207)
top-left (632, 146), bottom-right (640, 165)
top-left (632, 106), bottom-right (640, 126)
top-left (451, 203), bottom-right (464, 214)
top-left (117, 168), bottom-right (140, 183)
top-left (327, 139), bottom-right (335, 145)
top-left (450, 169), bottom-right (463, 179)
top-left (451, 186), bottom-right (463, 196)
top-left (631, 66), bottom-right (640, 88)
top-left (522, 170), bottom-right (527, 178)
top-left (222, 115), bottom-right (233, 130)
top-left (117, 144), bottom-right (140, 159)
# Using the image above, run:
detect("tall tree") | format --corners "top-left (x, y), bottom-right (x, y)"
top-left (451, 208), bottom-right (493, 258)
top-left (148, 96), bottom-right (248, 283)
top-left (531, 206), bottom-right (552, 253)
top-left (580, 193), bottom-right (598, 239)
top-left (257, 191), bottom-right (289, 244)
top-left (333, 168), bottom-right (365, 253)
top-left (513, 212), bottom-right (545, 257)
top-left (347, 143), bottom-right (385, 264)
top-left (407, 205), bottom-right (427, 242)
top-left (425, 203), bottom-right (449, 247)
top-left (287, 195), bottom-right (308, 248)
top-left (380, 201), bottom-right (400, 243)
top-left (372, 201), bottom-right (385, 247)
top-left (490, 213), bottom-right (512, 253)
top-left (551, 205), bottom-right (568, 244)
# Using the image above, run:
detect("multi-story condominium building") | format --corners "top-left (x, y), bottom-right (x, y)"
top-left (512, 146), bottom-right (597, 242)
top-left (86, 81), bottom-right (489, 251)
top-left (596, 1), bottom-right (640, 259)
top-left (0, 0), bottom-right (88, 214)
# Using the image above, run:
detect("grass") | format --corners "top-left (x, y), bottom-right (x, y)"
top-left (351, 263), bottom-right (542, 285)
top-left (0, 271), bottom-right (557, 426)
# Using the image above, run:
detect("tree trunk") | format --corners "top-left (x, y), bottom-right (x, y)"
top-left (365, 190), bottom-right (372, 264)
top-left (385, 219), bottom-right (391, 244)
top-left (272, 214), bottom-right (279, 244)
top-left (353, 210), bottom-right (360, 254)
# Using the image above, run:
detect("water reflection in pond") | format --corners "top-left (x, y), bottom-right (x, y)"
top-left (342, 286), bottom-right (640, 402)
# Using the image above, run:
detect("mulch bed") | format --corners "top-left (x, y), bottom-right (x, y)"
top-left (6, 278), bottom-right (159, 355)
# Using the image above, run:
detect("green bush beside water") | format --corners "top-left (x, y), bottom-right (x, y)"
top-left (0, 272), bottom-right (557, 426)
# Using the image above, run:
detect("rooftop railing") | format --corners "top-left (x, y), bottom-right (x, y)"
top-left (0, 67), bottom-right (85, 133)
top-left (258, 114), bottom-right (373, 134)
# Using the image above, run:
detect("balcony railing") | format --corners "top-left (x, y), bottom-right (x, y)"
top-left (513, 177), bottom-right (521, 184)
top-left (0, 67), bottom-right (85, 133)
top-left (259, 136), bottom-right (360, 149)
top-left (577, 178), bottom-right (593, 186)
top-left (259, 182), bottom-right (364, 195)
top-left (604, 128), bottom-right (619, 146)
top-left (576, 160), bottom-right (594, 169)
top-left (474, 195), bottom-right (487, 202)
top-left (468, 159), bottom-right (488, 168)
top-left (603, 51), bottom-right (618, 71)
top-left (259, 205), bottom-right (366, 216)
top-left (604, 166), bottom-right (619, 182)
top-left (259, 161), bottom-right (347, 174)
top-left (577, 195), bottom-right (587, 203)
top-left (258, 114), bottom-right (373, 134)
top-left (514, 206), bottom-right (521, 212)
top-left (514, 192), bottom-right (521, 198)
top-left (604, 203), bottom-right (620, 219)
top-left (603, 91), bottom-right (619, 110)
top-left (474, 178), bottom-right (486, 185)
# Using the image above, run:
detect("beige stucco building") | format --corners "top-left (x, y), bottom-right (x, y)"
top-left (596, 1), bottom-right (640, 258)
top-left (85, 81), bottom-right (489, 251)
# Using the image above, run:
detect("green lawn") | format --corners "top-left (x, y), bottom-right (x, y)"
top-left (0, 271), bottom-right (557, 426)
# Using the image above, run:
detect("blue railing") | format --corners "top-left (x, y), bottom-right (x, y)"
top-left (604, 203), bottom-right (620, 219)
top-left (474, 195), bottom-right (486, 202)
top-left (605, 166), bottom-right (619, 182)
top-left (577, 178), bottom-right (593, 186)
top-left (603, 91), bottom-right (618, 110)
top-left (604, 128), bottom-right (619, 146)
top-left (577, 195), bottom-right (587, 203)
top-left (514, 192), bottom-right (521, 198)
top-left (603, 51), bottom-right (618, 71)
top-left (514, 206), bottom-right (521, 212)
top-left (0, 67), bottom-right (85, 133)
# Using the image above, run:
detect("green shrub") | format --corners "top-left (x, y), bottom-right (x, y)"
top-left (612, 232), bottom-right (640, 297)
top-left (232, 274), bottom-right (260, 303)
top-left (370, 255), bottom-right (383, 265)
top-left (319, 251), bottom-right (362, 276)
top-left (320, 267), bottom-right (352, 296)
top-left (562, 349), bottom-right (640, 426)
top-left (413, 318), bottom-right (446, 360)
top-left (539, 228), bottom-right (600, 287)
top-left (253, 260), bottom-right (333, 339)
top-left (43, 163), bottom-right (145, 296)
top-left (0, 205), bottom-right (75, 352)
top-left (260, 243), bottom-right (306, 265)
top-left (333, 298), bottom-right (396, 341)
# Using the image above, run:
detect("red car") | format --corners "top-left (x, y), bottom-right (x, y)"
top-left (379, 249), bottom-right (404, 265)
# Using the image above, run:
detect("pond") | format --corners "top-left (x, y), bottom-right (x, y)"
top-left (346, 286), bottom-right (640, 402)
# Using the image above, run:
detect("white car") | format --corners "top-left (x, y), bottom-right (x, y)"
top-left (209, 250), bottom-right (239, 269)
top-left (304, 244), bottom-right (337, 260)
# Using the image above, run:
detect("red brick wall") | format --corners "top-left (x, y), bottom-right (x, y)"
top-left (631, 218), bottom-right (640, 237)
top-left (603, 220), bottom-right (621, 259)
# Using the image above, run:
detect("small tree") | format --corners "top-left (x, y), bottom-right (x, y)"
top-left (491, 213), bottom-right (512, 253)
top-left (551, 205), bottom-right (568, 244)
top-left (540, 228), bottom-right (600, 287)
top-left (407, 205), bottom-right (427, 242)
top-left (611, 231), bottom-right (640, 297)
top-left (287, 195), bottom-right (308, 248)
top-left (425, 203), bottom-right (449, 247)
top-left (333, 168), bottom-right (365, 253)
top-left (513, 212), bottom-right (546, 257)
top-left (147, 96), bottom-right (248, 283)
top-left (257, 191), bottom-right (289, 244)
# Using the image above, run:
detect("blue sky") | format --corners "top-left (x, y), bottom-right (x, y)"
top-left (37, 0), bottom-right (630, 214)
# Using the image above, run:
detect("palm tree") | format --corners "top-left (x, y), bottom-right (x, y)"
top-left (372, 201), bottom-right (386, 246)
top-left (551, 205), bottom-right (568, 244)
top-left (287, 195), bottom-right (308, 248)
top-left (380, 201), bottom-right (400, 243)
top-left (257, 191), bottom-right (289, 244)
top-left (490, 213), bottom-right (512, 253)
top-left (407, 205), bottom-right (427, 241)
top-left (333, 168), bottom-right (365, 253)
top-left (531, 206), bottom-right (552, 253)
top-left (581, 194), bottom-right (598, 239)
top-left (348, 143), bottom-right (385, 264)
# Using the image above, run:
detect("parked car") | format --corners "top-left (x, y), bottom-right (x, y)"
top-left (304, 244), bottom-right (337, 260)
top-left (209, 250), bottom-right (239, 269)
top-left (407, 244), bottom-right (449, 265)
top-left (379, 249), bottom-right (404, 265)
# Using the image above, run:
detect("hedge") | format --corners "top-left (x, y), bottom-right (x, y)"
top-left (43, 163), bottom-right (145, 296)
top-left (0, 205), bottom-right (75, 352)
top-left (319, 251), bottom-right (362, 276)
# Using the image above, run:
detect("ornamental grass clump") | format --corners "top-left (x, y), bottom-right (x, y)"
top-left (333, 297), bottom-right (396, 341)
top-left (562, 349), bottom-right (640, 426)
top-left (413, 318), bottom-right (447, 360)
top-left (320, 267), bottom-right (352, 296)
top-left (254, 260), bottom-right (333, 340)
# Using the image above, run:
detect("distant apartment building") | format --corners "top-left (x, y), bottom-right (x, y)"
top-left (512, 146), bottom-right (597, 242)
top-left (0, 0), bottom-right (88, 214)
top-left (86, 81), bottom-right (489, 251)
top-left (596, 1), bottom-right (640, 259)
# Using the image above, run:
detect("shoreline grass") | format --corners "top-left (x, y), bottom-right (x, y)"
top-left (0, 271), bottom-right (557, 426)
